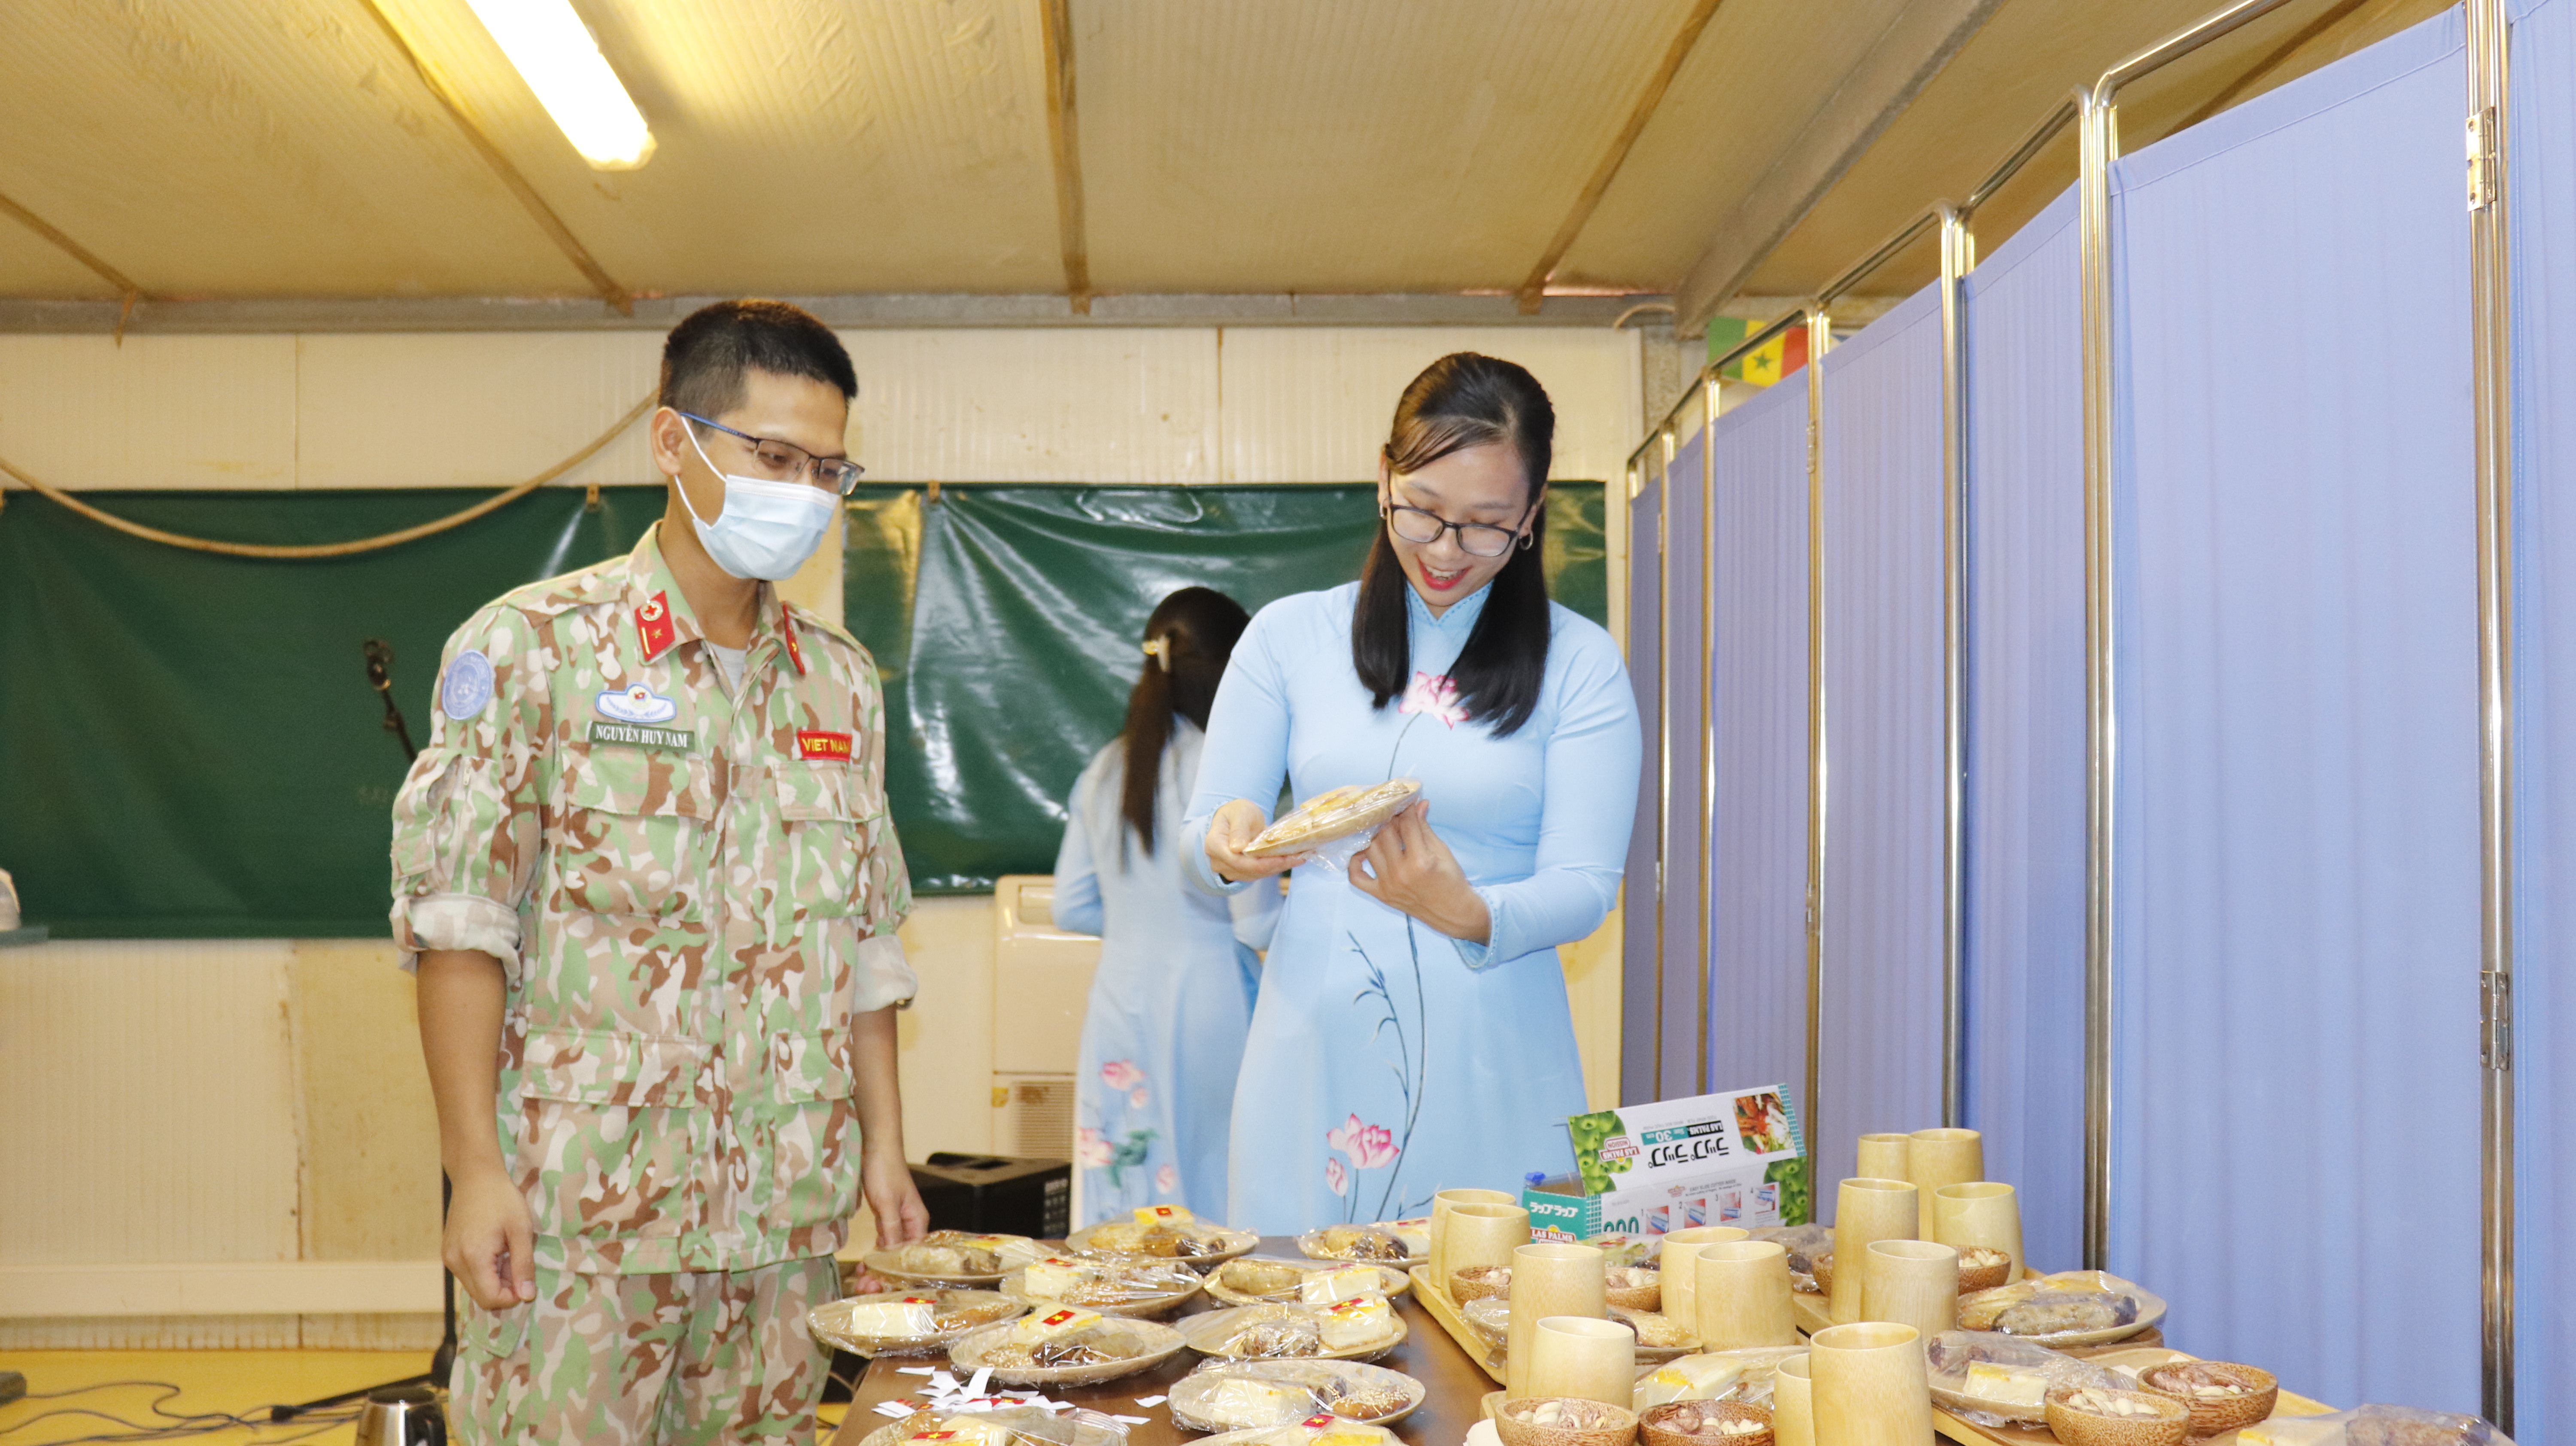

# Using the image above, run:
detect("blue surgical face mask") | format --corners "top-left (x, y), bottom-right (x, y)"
top-left (675, 425), bottom-right (838, 581)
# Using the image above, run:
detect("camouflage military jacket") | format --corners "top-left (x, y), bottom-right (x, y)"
top-left (389, 524), bottom-right (913, 1274)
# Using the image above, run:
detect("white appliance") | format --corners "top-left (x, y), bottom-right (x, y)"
top-left (989, 874), bottom-right (1098, 1214)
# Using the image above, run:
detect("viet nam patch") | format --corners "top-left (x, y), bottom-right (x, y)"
top-left (588, 720), bottom-right (694, 751)
top-left (796, 729), bottom-right (852, 761)
top-left (441, 649), bottom-right (495, 720)
top-left (595, 681), bottom-right (680, 724)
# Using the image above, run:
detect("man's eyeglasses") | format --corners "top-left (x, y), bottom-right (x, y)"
top-left (680, 413), bottom-right (866, 496)
top-left (1383, 488), bottom-right (1537, 559)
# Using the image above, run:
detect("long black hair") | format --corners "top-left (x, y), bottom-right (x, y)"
top-left (1352, 352), bottom-right (1555, 737)
top-left (1120, 586), bottom-right (1252, 856)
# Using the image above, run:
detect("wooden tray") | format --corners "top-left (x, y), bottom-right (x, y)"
top-left (1932, 1348), bottom-right (2334, 1446)
top-left (1409, 1266), bottom-right (1506, 1385)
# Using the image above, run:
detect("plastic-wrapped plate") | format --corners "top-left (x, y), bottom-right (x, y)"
top-left (1954, 1271), bottom-right (2169, 1349)
top-left (1243, 780), bottom-right (1422, 858)
top-left (1182, 1304), bottom-right (1407, 1363)
top-left (808, 1290), bottom-right (1027, 1356)
top-left (1167, 1358), bottom-right (1428, 1431)
top-left (1206, 1257), bottom-right (1412, 1308)
top-left (1066, 1219), bottom-right (1261, 1267)
top-left (1001, 1261), bottom-right (1206, 1318)
top-left (1296, 1225), bottom-right (1428, 1269)
top-left (947, 1317), bottom-right (1189, 1387)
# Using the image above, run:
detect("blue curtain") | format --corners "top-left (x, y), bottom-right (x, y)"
top-left (1817, 285), bottom-right (1948, 1185)
top-left (1624, 469), bottom-right (1667, 1106)
top-left (1959, 185), bottom-right (2089, 1278)
top-left (2510, 0), bottom-right (2576, 1435)
top-left (1709, 378), bottom-right (1814, 1142)
top-left (1661, 430), bottom-right (1710, 1100)
top-left (2110, 10), bottom-right (2482, 1410)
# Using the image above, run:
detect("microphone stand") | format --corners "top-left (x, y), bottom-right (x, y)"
top-left (271, 640), bottom-right (458, 1421)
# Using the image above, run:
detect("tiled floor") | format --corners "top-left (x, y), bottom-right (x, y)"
top-left (0, 1351), bottom-right (849, 1443)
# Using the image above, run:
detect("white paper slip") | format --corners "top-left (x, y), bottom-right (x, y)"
top-left (931, 1371), bottom-right (960, 1394)
top-left (1112, 1416), bottom-right (1151, 1425)
top-left (873, 1403), bottom-right (914, 1419)
top-left (896, 1367), bottom-right (936, 1376)
top-left (1132, 1396), bottom-right (1166, 1407)
top-left (967, 1367), bottom-right (994, 1397)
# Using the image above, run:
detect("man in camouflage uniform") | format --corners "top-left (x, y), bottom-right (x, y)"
top-left (392, 300), bottom-right (927, 1443)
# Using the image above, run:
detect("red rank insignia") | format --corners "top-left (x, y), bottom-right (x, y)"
top-left (635, 592), bottom-right (677, 661)
top-left (780, 605), bottom-right (807, 675)
top-left (796, 729), bottom-right (852, 761)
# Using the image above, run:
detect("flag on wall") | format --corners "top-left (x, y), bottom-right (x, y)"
top-left (1731, 325), bottom-right (1809, 386)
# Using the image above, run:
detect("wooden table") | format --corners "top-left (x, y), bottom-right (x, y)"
top-left (832, 1239), bottom-right (1496, 1446)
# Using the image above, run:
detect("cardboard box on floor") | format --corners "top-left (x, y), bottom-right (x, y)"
top-left (1522, 1083), bottom-right (1811, 1237)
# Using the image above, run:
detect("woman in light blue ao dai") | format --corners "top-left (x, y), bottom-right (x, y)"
top-left (1054, 588), bottom-right (1281, 1225)
top-left (1183, 354), bottom-right (1640, 1234)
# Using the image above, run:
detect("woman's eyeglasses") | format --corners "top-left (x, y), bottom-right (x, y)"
top-left (1384, 497), bottom-right (1535, 558)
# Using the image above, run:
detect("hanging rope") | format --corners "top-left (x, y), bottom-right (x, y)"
top-left (0, 391), bottom-right (659, 560)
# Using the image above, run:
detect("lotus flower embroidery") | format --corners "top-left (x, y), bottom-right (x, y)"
top-left (1076, 1126), bottom-right (1114, 1169)
top-left (1100, 1059), bottom-right (1145, 1091)
top-left (1327, 1112), bottom-right (1400, 1170)
top-left (1325, 1157), bottom-right (1349, 1197)
top-left (1155, 1163), bottom-right (1179, 1194)
top-left (1397, 671), bottom-right (1467, 728)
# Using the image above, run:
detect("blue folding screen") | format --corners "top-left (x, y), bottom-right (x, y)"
top-left (1660, 431), bottom-right (1710, 1099)
top-left (2509, 0), bottom-right (2576, 1435)
top-left (1708, 378), bottom-right (1814, 1142)
top-left (1623, 469), bottom-right (1666, 1106)
top-left (2109, 11), bottom-right (2482, 1410)
top-left (1959, 187), bottom-right (2089, 1278)
top-left (1817, 285), bottom-right (1948, 1184)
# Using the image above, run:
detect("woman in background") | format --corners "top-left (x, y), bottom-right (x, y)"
top-left (1184, 353), bottom-right (1639, 1234)
top-left (1055, 586), bottom-right (1282, 1224)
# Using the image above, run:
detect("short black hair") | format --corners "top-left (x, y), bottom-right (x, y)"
top-left (659, 299), bottom-right (857, 419)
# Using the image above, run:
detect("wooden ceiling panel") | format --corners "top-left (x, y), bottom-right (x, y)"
top-left (0, 0), bottom-right (585, 296)
top-left (1074, 0), bottom-right (1711, 294)
top-left (1550, 0), bottom-right (1912, 293)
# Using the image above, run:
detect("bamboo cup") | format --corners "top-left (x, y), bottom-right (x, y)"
top-left (1431, 1188), bottom-right (1519, 1291)
top-left (1827, 1179), bottom-right (1916, 1324)
top-left (1861, 1239), bottom-right (1959, 1342)
top-left (1904, 1129), bottom-right (1984, 1239)
top-left (1932, 1182), bottom-right (2025, 1283)
top-left (1856, 1133), bottom-right (1911, 1182)
top-left (1772, 1354), bottom-right (1815, 1446)
top-left (1504, 1243), bottom-right (1607, 1401)
top-left (1810, 1322), bottom-right (1933, 1446)
top-left (1656, 1225), bottom-right (1750, 1330)
top-left (1445, 1203), bottom-right (1533, 1298)
top-left (1693, 1239), bottom-right (1797, 1349)
top-left (1525, 1315), bottom-right (1639, 1407)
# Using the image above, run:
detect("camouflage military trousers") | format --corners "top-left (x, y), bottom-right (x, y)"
top-left (448, 1256), bottom-right (839, 1445)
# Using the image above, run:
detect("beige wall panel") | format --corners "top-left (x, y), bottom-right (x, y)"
top-left (842, 329), bottom-right (1220, 483)
top-left (0, 941), bottom-right (300, 1265)
top-left (293, 333), bottom-right (663, 489)
top-left (0, 335), bottom-right (295, 489)
top-left (893, 896), bottom-right (998, 1161)
top-left (1215, 328), bottom-right (1642, 484)
top-left (0, 1314), bottom-right (306, 1350)
top-left (289, 942), bottom-right (440, 1265)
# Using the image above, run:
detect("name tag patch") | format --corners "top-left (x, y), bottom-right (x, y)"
top-left (589, 720), bottom-right (695, 751)
top-left (797, 729), bottom-right (852, 761)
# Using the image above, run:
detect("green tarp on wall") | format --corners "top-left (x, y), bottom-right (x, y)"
top-left (0, 482), bottom-right (1604, 935)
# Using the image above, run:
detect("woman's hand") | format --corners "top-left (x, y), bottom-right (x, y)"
top-left (1348, 800), bottom-right (1490, 942)
top-left (1207, 798), bottom-right (1307, 882)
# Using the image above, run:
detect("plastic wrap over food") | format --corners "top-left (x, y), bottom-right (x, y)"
top-left (1006, 1256), bottom-right (1202, 1313)
top-left (809, 1290), bottom-right (1026, 1357)
top-left (1298, 1222), bottom-right (1425, 1264)
top-left (1957, 1271), bottom-right (2144, 1336)
top-left (1609, 1305), bottom-right (1697, 1352)
top-left (1209, 1258), bottom-right (1398, 1306)
top-left (1165, 1359), bottom-right (1425, 1432)
top-left (1463, 1295), bottom-right (1510, 1349)
top-left (1924, 1331), bottom-right (2128, 1427)
top-left (1190, 1417), bottom-right (1400, 1446)
top-left (1243, 780), bottom-right (1422, 863)
top-left (2237, 1405), bottom-right (2517, 1446)
top-left (1072, 1208), bottom-right (1254, 1262)
top-left (955, 1309), bottom-right (1170, 1373)
top-left (881, 1231), bottom-right (1051, 1279)
top-left (1630, 1349), bottom-right (1810, 1414)
top-left (1586, 1233), bottom-right (1665, 1270)
top-left (1745, 1224), bottom-right (1833, 1294)
top-left (878, 1405), bottom-right (1130, 1446)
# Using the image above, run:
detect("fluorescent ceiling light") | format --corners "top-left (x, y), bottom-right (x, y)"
top-left (464, 0), bottom-right (655, 170)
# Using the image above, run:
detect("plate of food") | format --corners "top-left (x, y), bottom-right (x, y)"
top-left (1242, 780), bottom-right (1422, 859)
top-left (1166, 1358), bottom-right (1428, 1431)
top-left (1187, 1421), bottom-right (1400, 1446)
top-left (1067, 1206), bottom-right (1260, 1266)
top-left (1297, 1221), bottom-right (1430, 1268)
top-left (807, 1290), bottom-right (1027, 1358)
top-left (1207, 1258), bottom-right (1410, 1308)
top-left (1955, 1270), bottom-right (2168, 1349)
top-left (863, 1231), bottom-right (1053, 1287)
top-left (852, 1403), bottom-right (1134, 1446)
top-left (1001, 1255), bottom-right (1205, 1318)
top-left (947, 1308), bottom-right (1189, 1387)
top-left (1182, 1301), bottom-right (1408, 1363)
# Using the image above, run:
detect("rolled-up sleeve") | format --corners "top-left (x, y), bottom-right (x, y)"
top-left (1181, 606), bottom-right (1293, 897)
top-left (853, 932), bottom-right (919, 1012)
top-left (1448, 627), bottom-right (1641, 971)
top-left (388, 608), bottom-right (550, 980)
